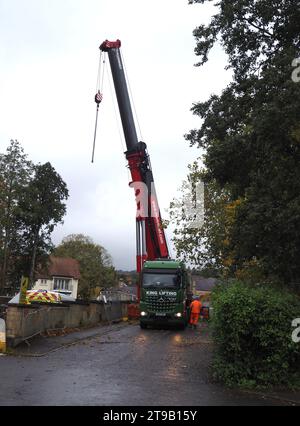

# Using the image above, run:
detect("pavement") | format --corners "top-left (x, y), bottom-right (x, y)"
top-left (8, 321), bottom-right (130, 357)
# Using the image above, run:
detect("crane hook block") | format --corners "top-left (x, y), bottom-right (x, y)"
top-left (95, 90), bottom-right (103, 105)
top-left (100, 39), bottom-right (121, 52)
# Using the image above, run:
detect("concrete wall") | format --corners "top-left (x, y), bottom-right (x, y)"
top-left (6, 300), bottom-right (129, 347)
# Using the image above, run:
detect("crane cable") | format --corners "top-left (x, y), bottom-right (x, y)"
top-left (105, 61), bottom-right (126, 153)
top-left (91, 51), bottom-right (106, 163)
top-left (120, 49), bottom-right (144, 142)
top-left (104, 53), bottom-right (131, 181)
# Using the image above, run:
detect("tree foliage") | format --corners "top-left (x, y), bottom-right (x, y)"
top-left (180, 1), bottom-right (300, 284)
top-left (0, 141), bottom-right (69, 293)
top-left (0, 140), bottom-right (33, 292)
top-left (17, 162), bottom-right (69, 285)
top-left (211, 280), bottom-right (300, 388)
top-left (189, 0), bottom-right (300, 78)
top-left (53, 234), bottom-right (117, 299)
top-left (169, 162), bottom-right (235, 271)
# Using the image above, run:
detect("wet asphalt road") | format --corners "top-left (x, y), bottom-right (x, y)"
top-left (0, 322), bottom-right (299, 406)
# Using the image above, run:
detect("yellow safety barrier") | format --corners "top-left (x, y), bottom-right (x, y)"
top-left (19, 276), bottom-right (29, 304)
top-left (26, 291), bottom-right (62, 304)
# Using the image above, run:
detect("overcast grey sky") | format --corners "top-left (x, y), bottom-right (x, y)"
top-left (0, 0), bottom-right (231, 270)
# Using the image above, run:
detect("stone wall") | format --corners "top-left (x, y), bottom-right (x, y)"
top-left (6, 300), bottom-right (129, 347)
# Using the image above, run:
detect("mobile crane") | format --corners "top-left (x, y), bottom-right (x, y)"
top-left (97, 40), bottom-right (190, 329)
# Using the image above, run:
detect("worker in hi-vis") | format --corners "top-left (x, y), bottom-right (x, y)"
top-left (189, 296), bottom-right (202, 329)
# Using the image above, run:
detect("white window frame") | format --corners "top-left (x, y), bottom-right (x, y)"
top-left (53, 277), bottom-right (72, 291)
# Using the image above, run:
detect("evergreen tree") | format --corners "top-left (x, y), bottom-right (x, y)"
top-left (0, 140), bottom-right (33, 293)
top-left (16, 162), bottom-right (69, 286)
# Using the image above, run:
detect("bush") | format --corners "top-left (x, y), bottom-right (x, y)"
top-left (211, 280), bottom-right (300, 388)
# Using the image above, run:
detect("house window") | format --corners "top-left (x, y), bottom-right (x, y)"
top-left (53, 278), bottom-right (72, 291)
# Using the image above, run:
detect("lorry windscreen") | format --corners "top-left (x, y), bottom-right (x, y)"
top-left (142, 273), bottom-right (179, 288)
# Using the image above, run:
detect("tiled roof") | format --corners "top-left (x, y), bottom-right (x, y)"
top-left (36, 256), bottom-right (80, 280)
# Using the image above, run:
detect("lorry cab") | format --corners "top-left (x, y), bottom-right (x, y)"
top-left (139, 260), bottom-right (190, 329)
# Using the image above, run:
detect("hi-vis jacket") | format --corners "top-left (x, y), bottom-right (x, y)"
top-left (190, 299), bottom-right (202, 314)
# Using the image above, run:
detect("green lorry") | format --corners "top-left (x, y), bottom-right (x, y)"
top-left (139, 260), bottom-right (191, 329)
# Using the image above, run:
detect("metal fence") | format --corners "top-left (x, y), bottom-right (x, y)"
top-left (97, 289), bottom-right (137, 303)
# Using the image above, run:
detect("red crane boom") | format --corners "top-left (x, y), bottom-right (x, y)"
top-left (99, 40), bottom-right (169, 279)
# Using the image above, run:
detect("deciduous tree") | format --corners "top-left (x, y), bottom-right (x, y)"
top-left (169, 163), bottom-right (236, 273)
top-left (53, 234), bottom-right (117, 299)
top-left (184, 0), bottom-right (300, 284)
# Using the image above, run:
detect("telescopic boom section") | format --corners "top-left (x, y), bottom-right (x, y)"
top-left (100, 40), bottom-right (169, 273)
top-left (100, 39), bottom-right (138, 151)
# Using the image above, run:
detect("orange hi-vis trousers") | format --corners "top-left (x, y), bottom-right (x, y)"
top-left (189, 313), bottom-right (200, 325)
top-left (189, 299), bottom-right (202, 325)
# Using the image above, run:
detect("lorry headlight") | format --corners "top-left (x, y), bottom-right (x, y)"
top-left (140, 311), bottom-right (147, 317)
top-left (175, 312), bottom-right (182, 318)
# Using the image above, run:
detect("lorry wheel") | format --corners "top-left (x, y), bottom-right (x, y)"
top-left (140, 322), bottom-right (147, 329)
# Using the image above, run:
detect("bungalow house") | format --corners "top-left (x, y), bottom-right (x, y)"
top-left (32, 256), bottom-right (80, 299)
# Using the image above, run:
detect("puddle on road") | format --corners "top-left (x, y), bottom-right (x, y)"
top-left (170, 333), bottom-right (213, 347)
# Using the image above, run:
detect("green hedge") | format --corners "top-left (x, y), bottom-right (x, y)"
top-left (211, 280), bottom-right (300, 388)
